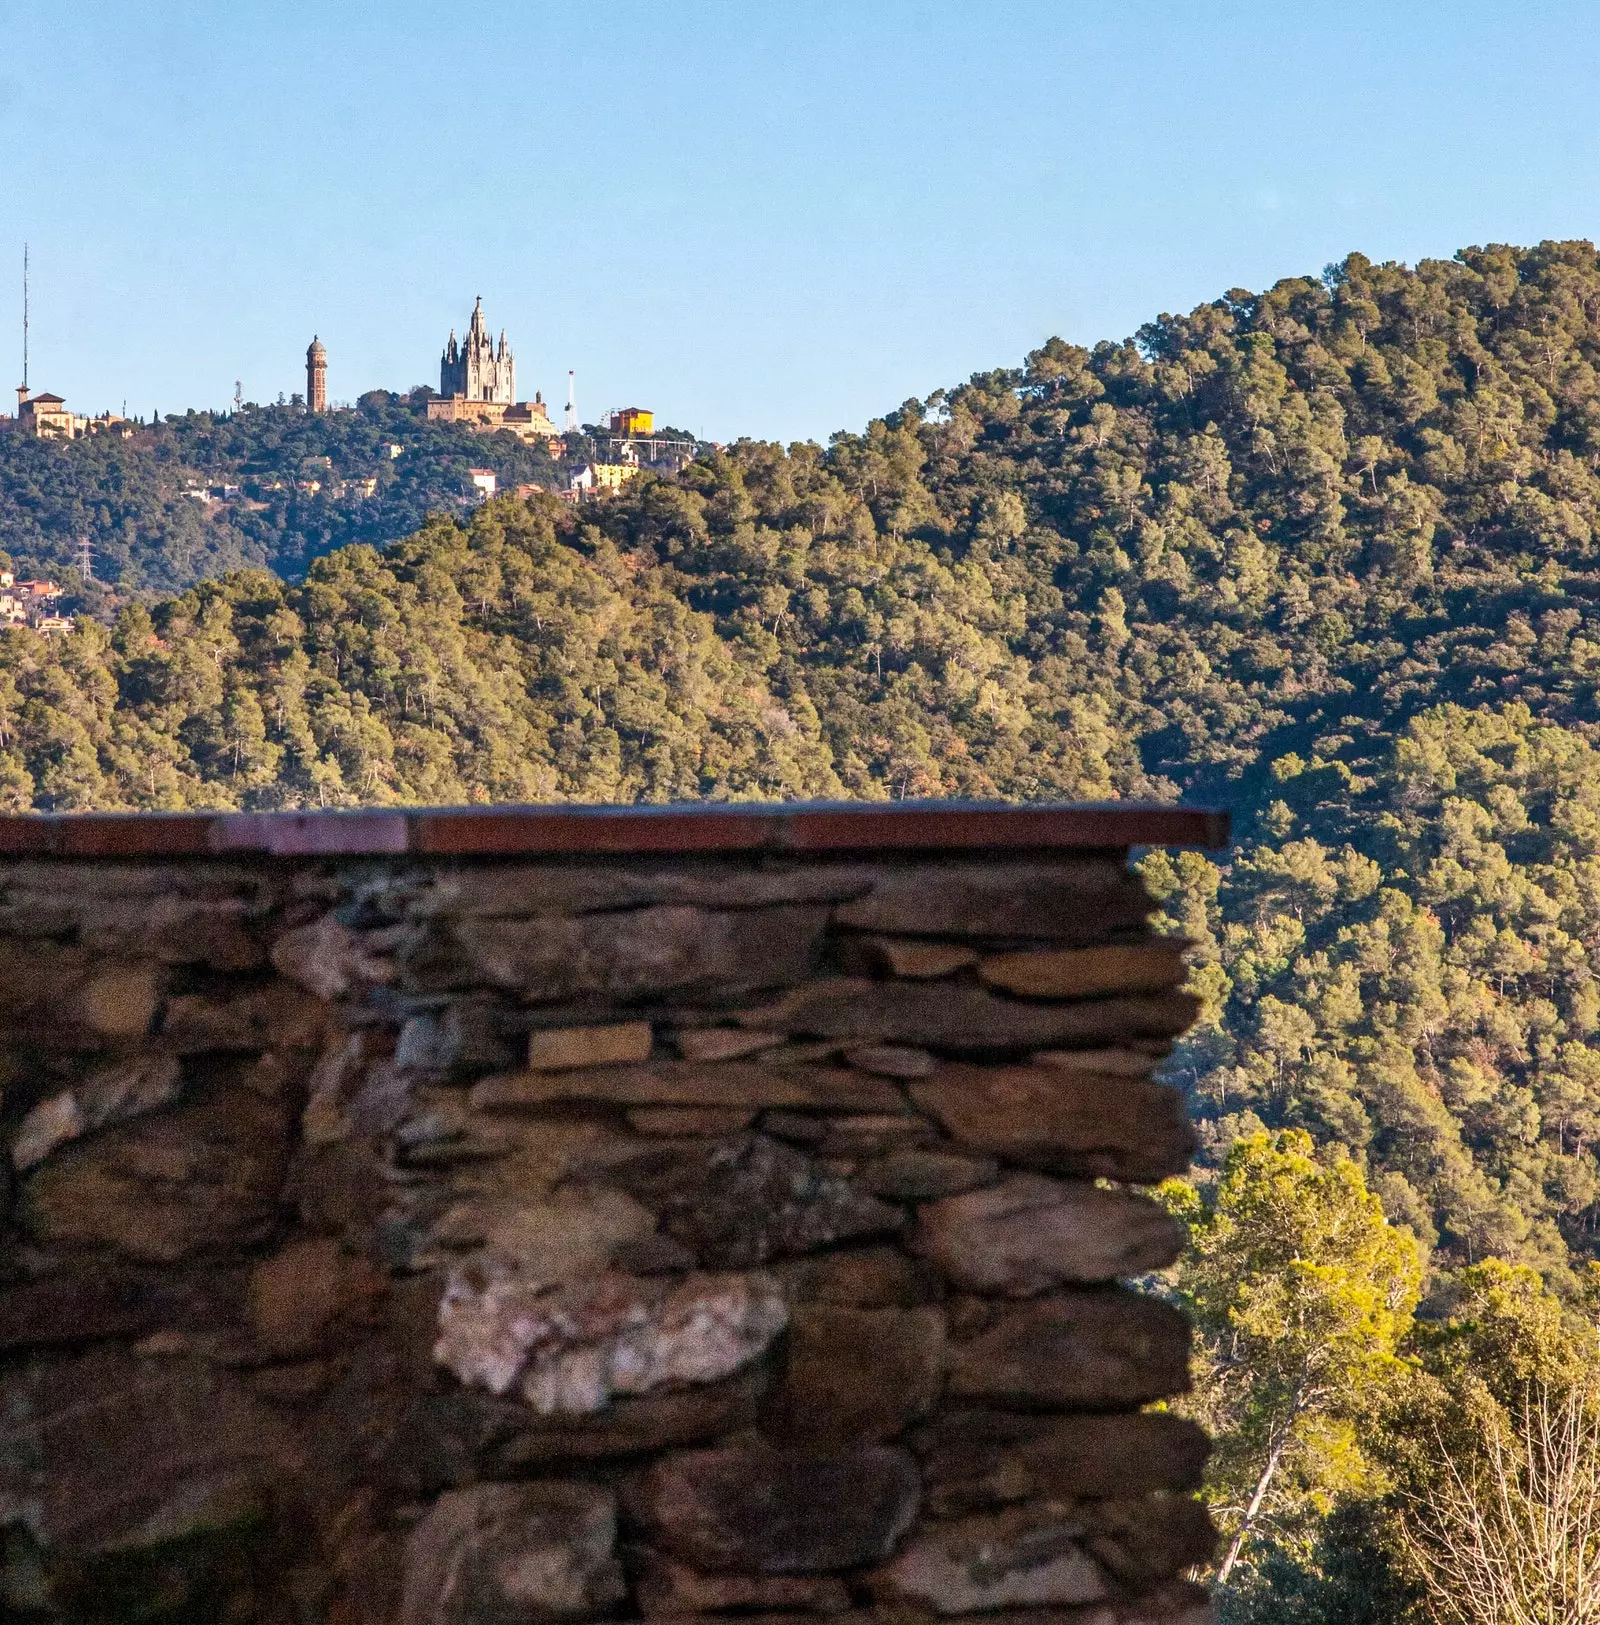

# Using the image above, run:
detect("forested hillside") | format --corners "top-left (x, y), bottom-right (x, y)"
top-left (0, 392), bottom-right (566, 591)
top-left (11, 238), bottom-right (1600, 1616)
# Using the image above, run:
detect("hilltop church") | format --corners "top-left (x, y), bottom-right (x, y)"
top-left (426, 298), bottom-right (558, 446)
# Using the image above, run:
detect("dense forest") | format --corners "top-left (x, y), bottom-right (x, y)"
top-left (13, 239), bottom-right (1600, 1617)
top-left (0, 390), bottom-right (585, 592)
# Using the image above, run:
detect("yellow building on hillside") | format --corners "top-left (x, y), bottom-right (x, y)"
top-left (610, 407), bottom-right (653, 436)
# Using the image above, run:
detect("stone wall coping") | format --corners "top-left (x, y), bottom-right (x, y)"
top-left (0, 800), bottom-right (1229, 859)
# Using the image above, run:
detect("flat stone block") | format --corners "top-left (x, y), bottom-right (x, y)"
top-left (875, 1504), bottom-right (1109, 1612)
top-left (741, 980), bottom-right (1200, 1052)
top-left (917, 1411), bottom-right (1211, 1511)
top-left (769, 1303), bottom-right (947, 1443)
top-left (915, 1175), bottom-right (1185, 1293)
top-left (676, 1027), bottom-right (787, 1062)
top-left (448, 904), bottom-right (830, 1001)
top-left (979, 940), bottom-right (1191, 999)
top-left (948, 1290), bottom-right (1192, 1409)
top-left (634, 1549), bottom-right (853, 1614)
top-left (859, 1149), bottom-right (998, 1201)
top-left (599, 1133), bottom-right (901, 1267)
top-left (910, 1064), bottom-right (1194, 1181)
top-left (19, 1078), bottom-right (294, 1264)
top-left (471, 1061), bottom-right (902, 1114)
top-left (418, 862), bottom-right (876, 918)
top-left (834, 861), bottom-right (1150, 940)
top-left (851, 938), bottom-right (980, 979)
top-left (845, 1043), bottom-right (936, 1079)
top-left (625, 1444), bottom-right (920, 1573)
top-left (400, 1481), bottom-right (626, 1624)
top-left (628, 1107), bottom-right (757, 1136)
top-left (528, 1021), bottom-right (654, 1071)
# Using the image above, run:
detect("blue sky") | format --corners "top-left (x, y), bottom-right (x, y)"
top-left (3, 1), bottom-right (1598, 442)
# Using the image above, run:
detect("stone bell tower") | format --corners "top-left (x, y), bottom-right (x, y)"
top-left (306, 336), bottom-right (327, 413)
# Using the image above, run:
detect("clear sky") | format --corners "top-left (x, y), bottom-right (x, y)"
top-left (3, 1), bottom-right (1599, 443)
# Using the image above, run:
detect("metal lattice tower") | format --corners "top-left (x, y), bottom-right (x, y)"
top-left (564, 369), bottom-right (578, 432)
top-left (75, 535), bottom-right (94, 584)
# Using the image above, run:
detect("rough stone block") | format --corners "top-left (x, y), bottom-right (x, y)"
top-left (598, 1133), bottom-right (901, 1266)
top-left (11, 1052), bottom-right (183, 1171)
top-left (833, 861), bottom-right (1150, 940)
top-left (1081, 1495), bottom-right (1219, 1589)
top-left (529, 1021), bottom-right (654, 1071)
top-left (19, 1079), bottom-right (294, 1264)
top-left (82, 896), bottom-right (265, 971)
top-left (1074, 1579), bottom-right (1219, 1624)
top-left (677, 1027), bottom-right (787, 1062)
top-left (740, 980), bottom-right (1200, 1052)
top-left (472, 1062), bottom-right (903, 1114)
top-left (848, 938), bottom-right (979, 979)
top-left (874, 1504), bottom-right (1109, 1612)
top-left (762, 1111), bottom-right (936, 1158)
top-left (399, 1481), bottom-right (626, 1624)
top-left (625, 1444), bottom-right (920, 1572)
top-left (910, 1064), bottom-right (1195, 1181)
top-left (162, 982), bottom-right (327, 1053)
top-left (628, 1107), bottom-right (757, 1136)
top-left (444, 1188), bottom-right (660, 1282)
top-left (249, 1237), bottom-right (386, 1358)
top-left (860, 1149), bottom-right (999, 1202)
top-left (844, 1043), bottom-right (936, 1078)
top-left (434, 1264), bottom-right (788, 1414)
top-left (492, 1364), bottom-right (772, 1467)
top-left (0, 1271), bottom-right (227, 1354)
top-left (418, 861), bottom-right (875, 918)
top-left (776, 1246), bottom-right (938, 1310)
top-left (1038, 1046), bottom-right (1166, 1076)
top-left (916, 1411), bottom-right (1212, 1511)
top-left (448, 904), bottom-right (830, 1001)
top-left (271, 914), bottom-right (394, 999)
top-left (0, 939), bottom-right (85, 1018)
top-left (0, 1349), bottom-right (301, 1556)
top-left (302, 1027), bottom-right (393, 1147)
top-left (75, 964), bottom-right (164, 1043)
top-left (769, 1303), bottom-right (946, 1443)
top-left (948, 1291), bottom-right (1192, 1409)
top-left (915, 1176), bottom-right (1185, 1293)
top-left (979, 940), bottom-right (1191, 999)
top-left (633, 1549), bottom-right (853, 1614)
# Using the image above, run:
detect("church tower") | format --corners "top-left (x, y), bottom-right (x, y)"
top-left (439, 298), bottom-right (514, 404)
top-left (306, 336), bottom-right (327, 413)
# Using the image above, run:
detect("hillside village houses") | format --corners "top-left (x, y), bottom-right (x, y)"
top-left (0, 572), bottom-right (69, 632)
top-left (13, 388), bottom-right (130, 441)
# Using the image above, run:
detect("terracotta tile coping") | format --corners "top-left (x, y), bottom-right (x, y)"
top-left (0, 801), bottom-right (1229, 860)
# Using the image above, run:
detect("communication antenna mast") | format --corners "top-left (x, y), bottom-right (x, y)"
top-left (564, 369), bottom-right (577, 432)
top-left (75, 534), bottom-right (94, 584)
top-left (16, 243), bottom-right (27, 407)
top-left (233, 379), bottom-right (243, 413)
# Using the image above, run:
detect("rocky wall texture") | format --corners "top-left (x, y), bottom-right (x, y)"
top-left (0, 849), bottom-right (1214, 1624)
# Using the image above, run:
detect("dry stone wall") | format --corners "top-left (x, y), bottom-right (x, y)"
top-left (0, 821), bottom-right (1219, 1625)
